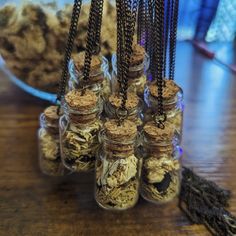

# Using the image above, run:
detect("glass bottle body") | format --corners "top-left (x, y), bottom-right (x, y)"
top-left (68, 56), bottom-right (111, 99)
top-left (111, 53), bottom-right (149, 97)
top-left (144, 86), bottom-right (184, 143)
top-left (95, 132), bottom-right (141, 210)
top-left (38, 113), bottom-right (67, 176)
top-left (104, 98), bottom-right (143, 128)
top-left (59, 100), bottom-right (102, 172)
top-left (140, 134), bottom-right (182, 204)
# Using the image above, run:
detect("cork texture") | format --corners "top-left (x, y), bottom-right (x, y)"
top-left (109, 93), bottom-right (139, 110)
top-left (143, 121), bottom-right (175, 142)
top-left (72, 52), bottom-right (102, 72)
top-left (130, 44), bottom-right (145, 66)
top-left (65, 89), bottom-right (98, 112)
top-left (104, 119), bottom-right (137, 141)
top-left (149, 80), bottom-right (180, 100)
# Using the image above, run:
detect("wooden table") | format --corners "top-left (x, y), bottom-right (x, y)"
top-left (0, 42), bottom-right (235, 236)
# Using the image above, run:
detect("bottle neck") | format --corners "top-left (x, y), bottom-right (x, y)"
top-left (101, 133), bottom-right (137, 159)
top-left (40, 113), bottom-right (59, 135)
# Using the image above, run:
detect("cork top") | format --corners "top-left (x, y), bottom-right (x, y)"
top-left (65, 89), bottom-right (98, 112)
top-left (149, 80), bottom-right (180, 100)
top-left (104, 119), bottom-right (137, 141)
top-left (143, 121), bottom-right (175, 142)
top-left (72, 52), bottom-right (102, 72)
top-left (44, 106), bottom-right (59, 121)
top-left (130, 44), bottom-right (146, 66)
top-left (109, 93), bottom-right (139, 110)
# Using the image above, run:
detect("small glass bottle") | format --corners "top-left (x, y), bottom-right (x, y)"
top-left (38, 106), bottom-right (67, 176)
top-left (95, 119), bottom-right (141, 210)
top-left (144, 79), bottom-right (184, 143)
top-left (60, 89), bottom-right (103, 172)
top-left (140, 121), bottom-right (182, 204)
top-left (68, 52), bottom-right (111, 99)
top-left (104, 92), bottom-right (143, 128)
top-left (111, 44), bottom-right (149, 97)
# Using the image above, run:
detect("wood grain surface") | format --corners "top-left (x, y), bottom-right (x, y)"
top-left (0, 42), bottom-right (235, 236)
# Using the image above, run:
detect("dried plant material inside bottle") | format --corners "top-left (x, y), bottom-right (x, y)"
top-left (104, 92), bottom-right (142, 127)
top-left (144, 79), bottom-right (184, 143)
top-left (69, 52), bottom-right (111, 98)
top-left (38, 106), bottom-right (67, 176)
top-left (60, 89), bottom-right (102, 172)
top-left (112, 44), bottom-right (148, 97)
top-left (95, 119), bottom-right (141, 210)
top-left (140, 121), bottom-right (182, 204)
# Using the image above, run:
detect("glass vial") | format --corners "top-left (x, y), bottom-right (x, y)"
top-left (60, 89), bottom-right (102, 172)
top-left (111, 44), bottom-right (149, 97)
top-left (95, 119), bottom-right (141, 210)
top-left (68, 52), bottom-right (111, 99)
top-left (144, 79), bottom-right (184, 143)
top-left (140, 121), bottom-right (182, 204)
top-left (104, 92), bottom-right (143, 127)
top-left (38, 106), bottom-right (67, 176)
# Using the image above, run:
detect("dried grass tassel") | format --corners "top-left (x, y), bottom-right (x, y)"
top-left (179, 167), bottom-right (236, 236)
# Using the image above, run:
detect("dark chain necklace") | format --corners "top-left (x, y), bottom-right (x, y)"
top-left (163, 0), bottom-right (171, 78)
top-left (92, 0), bottom-right (104, 54)
top-left (83, 0), bottom-right (104, 83)
top-left (154, 0), bottom-right (166, 128)
top-left (137, 0), bottom-right (145, 46)
top-left (56, 0), bottom-right (82, 103)
top-left (116, 0), bottom-right (139, 124)
top-left (169, 0), bottom-right (179, 80)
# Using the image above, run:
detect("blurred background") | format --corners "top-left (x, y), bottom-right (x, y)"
top-left (0, 1), bottom-right (236, 235)
top-left (0, 0), bottom-right (236, 101)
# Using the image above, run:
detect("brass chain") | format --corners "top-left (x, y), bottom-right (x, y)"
top-left (56, 0), bottom-right (82, 103)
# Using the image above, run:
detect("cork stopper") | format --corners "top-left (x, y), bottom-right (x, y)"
top-left (65, 90), bottom-right (99, 124)
top-left (130, 44), bottom-right (146, 66)
top-left (65, 89), bottom-right (98, 112)
top-left (149, 80), bottom-right (180, 101)
top-left (43, 106), bottom-right (60, 134)
top-left (109, 93), bottom-right (139, 110)
top-left (143, 121), bottom-right (175, 142)
top-left (104, 119), bottom-right (137, 142)
top-left (72, 52), bottom-right (102, 72)
top-left (44, 106), bottom-right (59, 124)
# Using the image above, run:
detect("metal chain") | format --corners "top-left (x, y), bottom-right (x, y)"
top-left (169, 0), bottom-right (179, 80)
top-left (154, 0), bottom-right (166, 128)
top-left (120, 0), bottom-right (139, 110)
top-left (83, 0), bottom-right (104, 83)
top-left (56, 0), bottom-right (82, 102)
top-left (93, 0), bottom-right (104, 54)
top-left (147, 0), bottom-right (155, 79)
top-left (116, 0), bottom-right (124, 89)
top-left (115, 0), bottom-right (139, 124)
top-left (137, 0), bottom-right (145, 46)
top-left (163, 0), bottom-right (171, 78)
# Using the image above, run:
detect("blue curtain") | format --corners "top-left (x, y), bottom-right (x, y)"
top-left (178, 0), bottom-right (236, 42)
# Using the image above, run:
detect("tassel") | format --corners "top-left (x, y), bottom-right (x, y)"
top-left (179, 167), bottom-right (236, 236)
